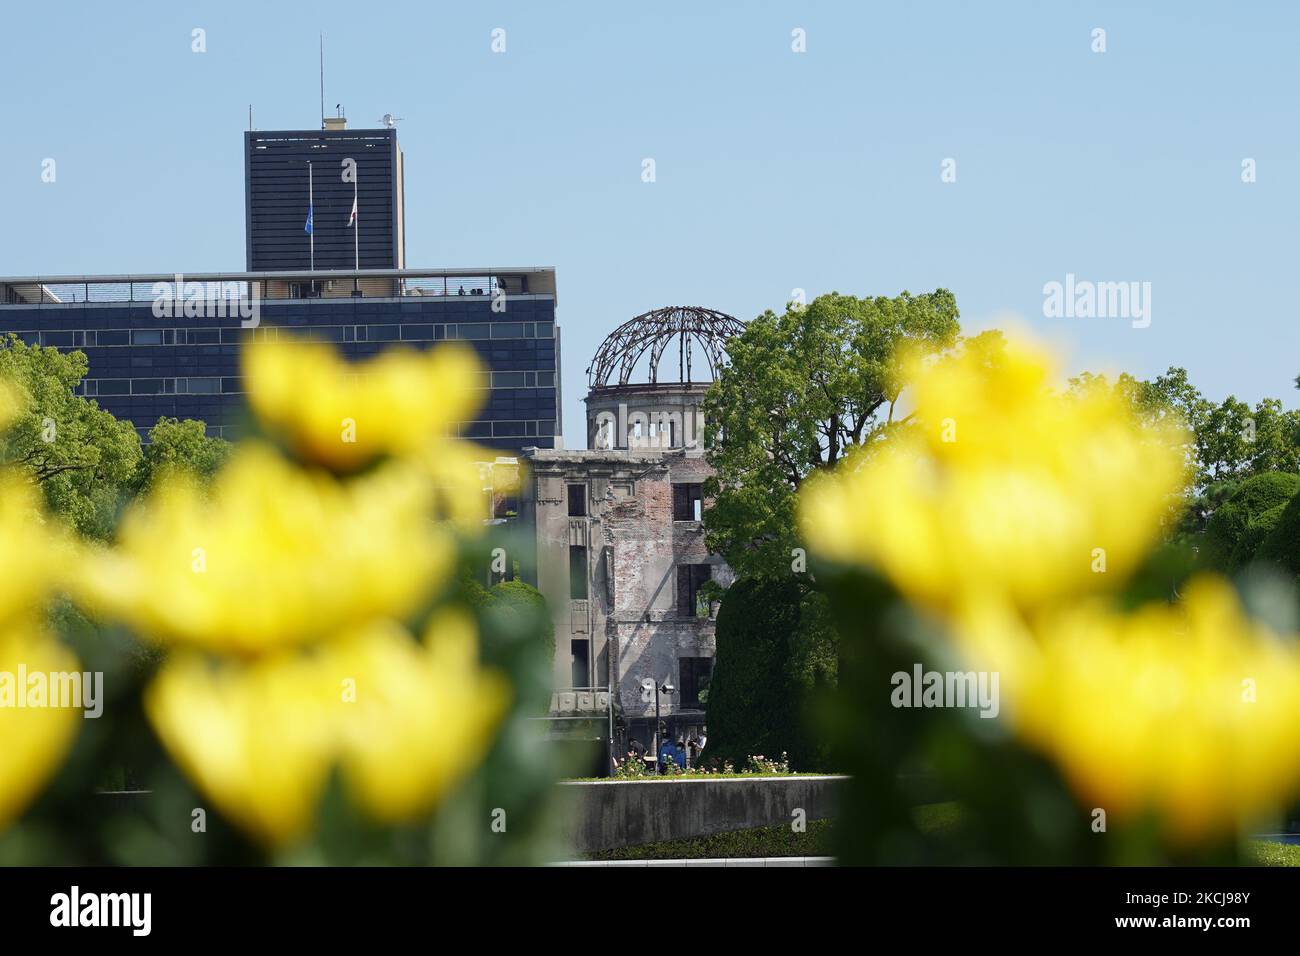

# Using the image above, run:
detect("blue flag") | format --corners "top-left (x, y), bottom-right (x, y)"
top-left (304, 205), bottom-right (313, 235)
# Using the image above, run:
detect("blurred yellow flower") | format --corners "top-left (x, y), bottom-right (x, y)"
top-left (144, 646), bottom-right (335, 846)
top-left (145, 613), bottom-right (509, 845)
top-left (244, 340), bottom-right (485, 472)
top-left (800, 335), bottom-right (1187, 613)
top-left (0, 471), bottom-right (76, 628)
top-left (415, 440), bottom-right (518, 533)
top-left (330, 610), bottom-right (510, 823)
top-left (0, 624), bottom-right (82, 831)
top-left (965, 577), bottom-right (1300, 841)
top-left (0, 467), bottom-right (85, 833)
top-left (81, 443), bottom-right (456, 655)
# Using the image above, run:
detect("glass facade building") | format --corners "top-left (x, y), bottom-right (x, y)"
top-left (0, 268), bottom-right (561, 450)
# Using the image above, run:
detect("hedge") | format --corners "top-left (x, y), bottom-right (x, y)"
top-left (702, 577), bottom-right (837, 772)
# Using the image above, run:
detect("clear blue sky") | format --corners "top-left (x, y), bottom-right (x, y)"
top-left (3, 1), bottom-right (1297, 444)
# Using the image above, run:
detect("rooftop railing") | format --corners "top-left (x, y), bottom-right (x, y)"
top-left (0, 267), bottom-right (557, 308)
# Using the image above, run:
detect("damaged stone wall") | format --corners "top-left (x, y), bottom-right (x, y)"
top-left (523, 448), bottom-right (729, 731)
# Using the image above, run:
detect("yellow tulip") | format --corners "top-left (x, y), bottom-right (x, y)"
top-left (144, 613), bottom-right (509, 845)
top-left (144, 647), bottom-right (336, 847)
top-left (0, 471), bottom-right (77, 629)
top-left (244, 340), bottom-right (485, 472)
top-left (329, 610), bottom-right (510, 823)
top-left (81, 443), bottom-right (456, 656)
top-left (800, 335), bottom-right (1188, 613)
top-left (0, 470), bottom-right (83, 833)
top-left (964, 578), bottom-right (1300, 842)
top-left (0, 624), bottom-right (82, 831)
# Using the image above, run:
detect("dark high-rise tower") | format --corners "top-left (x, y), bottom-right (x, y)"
top-left (244, 117), bottom-right (405, 272)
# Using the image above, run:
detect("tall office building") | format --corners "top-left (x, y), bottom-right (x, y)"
top-left (245, 117), bottom-right (405, 271)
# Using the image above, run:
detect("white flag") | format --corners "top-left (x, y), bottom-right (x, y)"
top-left (347, 196), bottom-right (357, 227)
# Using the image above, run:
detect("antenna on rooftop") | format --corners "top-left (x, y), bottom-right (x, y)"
top-left (319, 32), bottom-right (325, 130)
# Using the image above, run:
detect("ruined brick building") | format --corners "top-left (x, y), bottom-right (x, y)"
top-left (518, 307), bottom-right (743, 765)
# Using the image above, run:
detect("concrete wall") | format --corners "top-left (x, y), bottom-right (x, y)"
top-left (558, 776), bottom-right (846, 854)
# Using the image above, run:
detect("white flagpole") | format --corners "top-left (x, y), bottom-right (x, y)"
top-left (353, 175), bottom-right (359, 272)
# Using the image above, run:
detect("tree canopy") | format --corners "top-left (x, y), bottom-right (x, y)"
top-left (702, 290), bottom-right (960, 581)
top-left (0, 334), bottom-right (232, 539)
top-left (0, 334), bottom-right (141, 538)
top-left (132, 416), bottom-right (232, 497)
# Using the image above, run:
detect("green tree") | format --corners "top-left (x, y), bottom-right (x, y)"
top-left (702, 290), bottom-right (960, 581)
top-left (0, 334), bottom-right (140, 538)
top-left (132, 416), bottom-right (232, 496)
top-left (702, 577), bottom-right (837, 772)
top-left (1138, 372), bottom-right (1299, 489)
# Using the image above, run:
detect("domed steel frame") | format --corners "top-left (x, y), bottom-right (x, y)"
top-left (586, 306), bottom-right (744, 388)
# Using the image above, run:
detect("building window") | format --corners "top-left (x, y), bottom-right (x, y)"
top-left (676, 564), bottom-right (711, 617)
top-left (182, 377), bottom-right (222, 394)
top-left (679, 657), bottom-right (714, 708)
top-left (569, 545), bottom-right (589, 600)
top-left (567, 484), bottom-right (587, 517)
top-left (131, 329), bottom-right (163, 345)
top-left (131, 378), bottom-right (165, 395)
top-left (571, 639), bottom-right (590, 689)
top-left (672, 483), bottom-right (703, 521)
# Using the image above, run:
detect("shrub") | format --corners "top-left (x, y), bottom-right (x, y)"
top-left (1202, 472), bottom-right (1300, 569)
top-left (488, 579), bottom-right (556, 659)
top-left (1257, 491), bottom-right (1300, 578)
top-left (1230, 503), bottom-right (1287, 569)
top-left (458, 574), bottom-right (555, 659)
